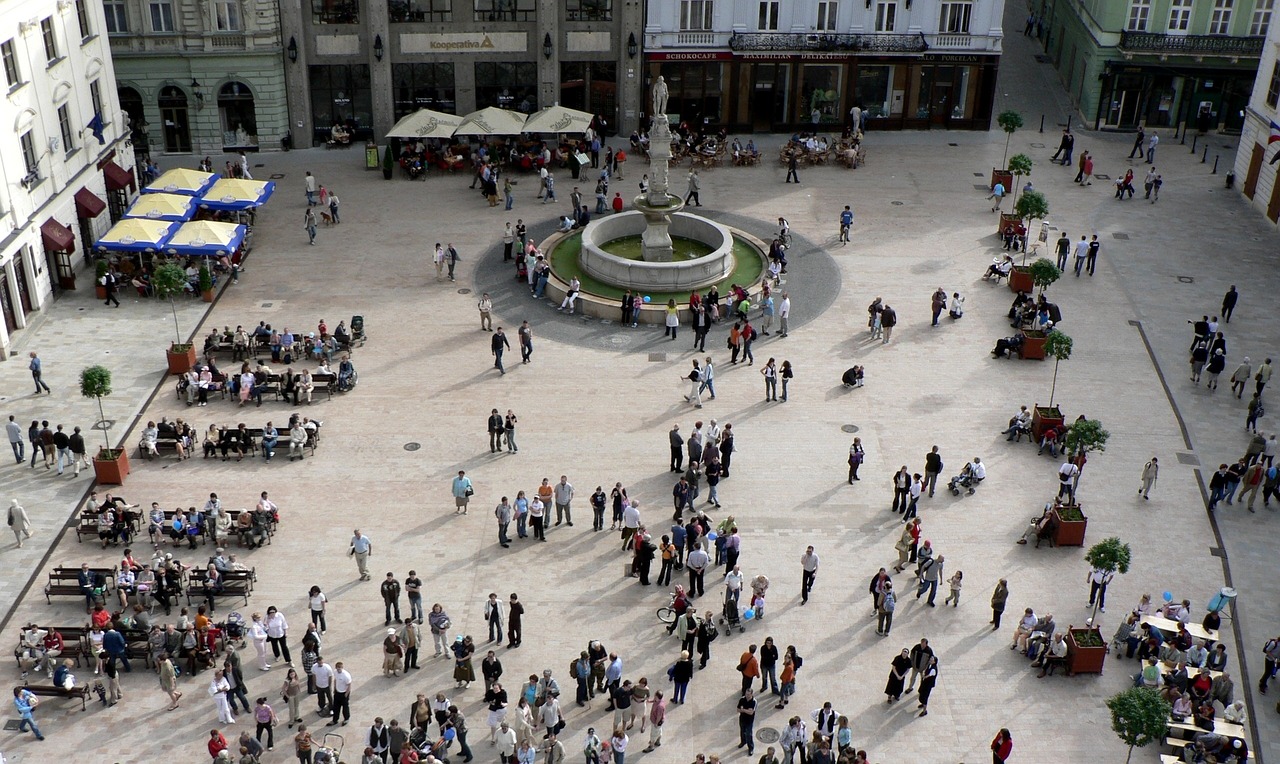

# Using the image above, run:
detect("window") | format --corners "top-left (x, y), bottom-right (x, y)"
top-left (389, 0), bottom-right (453, 21)
top-left (939, 2), bottom-right (971, 33)
top-left (75, 0), bottom-right (91, 39)
top-left (57, 105), bottom-right (75, 155)
top-left (313, 0), bottom-right (361, 23)
top-left (1268, 61), bottom-right (1280, 108)
top-left (1126, 0), bottom-right (1150, 31)
top-left (103, 0), bottom-right (128, 33)
top-left (308, 64), bottom-right (373, 139)
top-left (1209, 0), bottom-right (1233, 34)
top-left (2, 40), bottom-right (20, 88)
top-left (680, 0), bottom-right (713, 30)
top-left (876, 1), bottom-right (897, 31)
top-left (40, 18), bottom-right (57, 62)
top-left (90, 79), bottom-right (104, 118)
top-left (816, 1), bottom-right (837, 31)
top-left (19, 131), bottom-right (37, 176)
top-left (758, 0), bottom-right (779, 30)
top-left (1168, 0), bottom-right (1192, 31)
top-left (150, 0), bottom-right (175, 31)
top-left (565, 0), bottom-right (610, 21)
top-left (214, 0), bottom-right (241, 30)
top-left (472, 0), bottom-right (535, 22)
top-left (393, 63), bottom-right (456, 118)
top-left (474, 62), bottom-right (537, 112)
top-left (1252, 0), bottom-right (1273, 35)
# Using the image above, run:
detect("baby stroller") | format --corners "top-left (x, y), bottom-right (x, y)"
top-left (348, 315), bottom-right (366, 347)
top-left (220, 611), bottom-right (247, 649)
top-left (718, 590), bottom-right (745, 634)
top-left (313, 733), bottom-right (344, 763)
top-left (948, 469), bottom-right (984, 496)
top-left (515, 254), bottom-right (528, 282)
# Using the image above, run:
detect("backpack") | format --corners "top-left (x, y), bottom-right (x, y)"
top-left (883, 593), bottom-right (896, 612)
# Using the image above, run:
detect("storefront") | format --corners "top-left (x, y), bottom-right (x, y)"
top-left (308, 64), bottom-right (374, 143)
top-left (1097, 64), bottom-right (1255, 133)
top-left (646, 51), bottom-right (998, 133)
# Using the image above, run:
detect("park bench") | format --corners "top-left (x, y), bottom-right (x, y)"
top-left (13, 626), bottom-right (91, 668)
top-left (186, 567), bottom-right (255, 608)
top-left (43, 567), bottom-right (116, 605)
top-left (17, 683), bottom-right (89, 711)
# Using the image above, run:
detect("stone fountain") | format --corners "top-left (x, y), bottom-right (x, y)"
top-left (634, 76), bottom-right (685, 262)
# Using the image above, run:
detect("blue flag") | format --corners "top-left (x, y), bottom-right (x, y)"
top-left (87, 112), bottom-right (105, 145)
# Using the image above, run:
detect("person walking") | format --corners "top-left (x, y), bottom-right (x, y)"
top-left (839, 206), bottom-right (853, 244)
top-left (990, 579), bottom-right (1008, 631)
top-left (210, 669), bottom-right (235, 724)
top-left (685, 170), bottom-right (701, 206)
top-left (507, 593), bottom-right (524, 648)
top-left (29, 352), bottom-right (51, 394)
top-left (1128, 127), bottom-right (1146, 159)
top-left (478, 293), bottom-right (494, 332)
top-left (989, 180), bottom-right (1005, 213)
top-left (492, 327), bottom-right (511, 375)
top-left (328, 661), bottom-right (353, 726)
top-left (1086, 235), bottom-right (1100, 276)
top-left (924, 446), bottom-right (943, 498)
top-left (785, 148), bottom-right (800, 184)
top-left (915, 657), bottom-right (938, 716)
top-left (1086, 567), bottom-right (1113, 613)
top-left (1146, 132), bottom-right (1159, 164)
top-left (518, 321), bottom-right (533, 365)
top-left (453, 471), bottom-right (474, 515)
top-left (327, 190), bottom-right (341, 224)
top-left (800, 546), bottom-right (819, 605)
top-left (1222, 285), bottom-right (1239, 323)
top-left (778, 293), bottom-right (790, 338)
top-left (304, 209), bottom-right (317, 245)
top-left (879, 304), bottom-right (896, 344)
top-left (1073, 235), bottom-right (1088, 277)
top-left (7, 414), bottom-right (23, 463)
top-left (102, 269), bottom-right (120, 307)
top-left (305, 171), bottom-right (318, 206)
top-left (1231, 357), bottom-right (1253, 399)
top-left (446, 244), bottom-right (460, 282)
top-left (736, 688), bottom-right (757, 755)
top-left (916, 554), bottom-right (943, 606)
top-left (13, 686), bottom-right (45, 741)
top-left (1055, 232), bottom-right (1070, 270)
top-left (991, 729), bottom-right (1013, 763)
top-left (876, 581), bottom-right (896, 636)
top-left (350, 529), bottom-right (372, 581)
top-left (8, 499), bottom-right (32, 547)
top-left (683, 360), bottom-right (703, 409)
top-left (1139, 457), bottom-right (1159, 500)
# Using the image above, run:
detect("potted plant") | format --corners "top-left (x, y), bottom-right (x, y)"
top-left (1012, 190), bottom-right (1050, 267)
top-left (1051, 502), bottom-right (1088, 546)
top-left (82, 365), bottom-right (130, 485)
top-left (1044, 329), bottom-right (1073, 405)
top-left (1028, 257), bottom-right (1061, 295)
top-left (996, 109), bottom-right (1023, 169)
top-left (1008, 153), bottom-right (1033, 207)
top-left (1084, 537), bottom-right (1131, 624)
top-left (94, 259), bottom-right (110, 300)
top-left (382, 145), bottom-right (395, 180)
top-left (1019, 329), bottom-right (1048, 360)
top-left (1065, 625), bottom-right (1107, 675)
top-left (1105, 687), bottom-right (1170, 763)
top-left (1064, 418), bottom-right (1110, 493)
top-left (198, 263), bottom-right (214, 302)
top-left (1030, 402), bottom-right (1064, 439)
top-left (154, 262), bottom-right (196, 374)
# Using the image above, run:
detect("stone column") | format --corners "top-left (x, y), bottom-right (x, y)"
top-left (279, 0), bottom-right (311, 148)
top-left (537, 0), bottom-right (559, 110)
top-left (367, 0), bottom-right (394, 139)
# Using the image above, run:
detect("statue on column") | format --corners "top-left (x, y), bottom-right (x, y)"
top-left (652, 76), bottom-right (669, 117)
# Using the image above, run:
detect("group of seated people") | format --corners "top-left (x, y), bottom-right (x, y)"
top-left (730, 137), bottom-right (761, 165)
top-left (1010, 292), bottom-right (1060, 332)
top-left (85, 493), bottom-right (142, 548)
top-left (1010, 608), bottom-right (1065, 677)
top-left (984, 255), bottom-right (1015, 282)
top-left (328, 123), bottom-right (352, 147)
top-left (139, 417), bottom-right (197, 459)
top-left (199, 414), bottom-right (319, 462)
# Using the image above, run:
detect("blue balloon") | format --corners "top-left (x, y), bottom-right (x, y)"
top-left (643, 295), bottom-right (651, 303)
top-left (1162, 591), bottom-right (1173, 602)
top-left (743, 609), bottom-right (755, 620)
top-left (707, 531), bottom-right (718, 541)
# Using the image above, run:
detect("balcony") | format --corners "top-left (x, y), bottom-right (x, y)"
top-left (1119, 32), bottom-right (1264, 57)
top-left (923, 33), bottom-right (1001, 52)
top-left (728, 32), bottom-right (928, 53)
top-left (209, 34), bottom-right (246, 49)
top-left (648, 30), bottom-right (733, 49)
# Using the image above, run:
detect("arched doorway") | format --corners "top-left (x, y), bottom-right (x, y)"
top-left (119, 86), bottom-right (148, 153)
top-left (159, 85), bottom-right (191, 153)
top-left (218, 81), bottom-right (258, 150)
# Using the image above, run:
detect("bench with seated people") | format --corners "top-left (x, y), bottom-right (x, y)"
top-left (137, 418), bottom-right (197, 461)
top-left (43, 566), bottom-right (117, 606)
top-left (186, 566), bottom-right (255, 608)
top-left (17, 681), bottom-right (90, 711)
top-left (14, 625), bottom-right (90, 670)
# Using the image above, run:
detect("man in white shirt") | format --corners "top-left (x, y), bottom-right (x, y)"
top-left (621, 500), bottom-right (642, 550)
top-left (724, 565), bottom-right (743, 605)
top-left (350, 529), bottom-right (372, 581)
top-left (329, 661), bottom-right (353, 726)
top-left (311, 658), bottom-right (333, 715)
top-left (257, 491), bottom-right (278, 519)
top-left (800, 546), bottom-right (820, 604)
top-left (554, 476), bottom-right (575, 527)
top-left (686, 542), bottom-right (710, 598)
top-left (779, 293), bottom-right (791, 337)
top-left (1057, 462), bottom-right (1079, 502)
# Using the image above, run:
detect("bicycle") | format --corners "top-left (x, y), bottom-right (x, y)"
top-left (777, 230), bottom-right (792, 250)
top-left (656, 594), bottom-right (677, 624)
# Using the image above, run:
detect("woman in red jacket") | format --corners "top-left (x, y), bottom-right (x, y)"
top-left (991, 728), bottom-right (1013, 763)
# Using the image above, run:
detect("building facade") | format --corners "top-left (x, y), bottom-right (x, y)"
top-left (1233, 16), bottom-right (1280, 223)
top-left (280, 0), bottom-right (645, 145)
top-left (105, 0), bottom-right (289, 156)
top-left (643, 0), bottom-right (1005, 133)
top-left (0, 0), bottom-right (134, 357)
top-left (1041, 0), bottom-right (1271, 132)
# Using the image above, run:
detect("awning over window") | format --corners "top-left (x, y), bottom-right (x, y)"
top-left (103, 160), bottom-right (134, 192)
top-left (75, 187), bottom-right (106, 218)
top-left (41, 218), bottom-right (75, 252)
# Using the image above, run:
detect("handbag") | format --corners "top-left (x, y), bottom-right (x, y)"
top-left (465, 486), bottom-right (474, 497)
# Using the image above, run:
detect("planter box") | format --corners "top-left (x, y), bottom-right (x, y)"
top-left (1051, 504), bottom-right (1087, 546)
top-left (92, 449), bottom-right (130, 486)
top-left (1008, 266), bottom-right (1034, 294)
top-left (95, 285), bottom-right (108, 300)
top-left (200, 289), bottom-right (214, 303)
top-left (991, 168), bottom-right (1013, 191)
top-left (166, 344), bottom-right (197, 375)
top-left (1066, 628), bottom-right (1106, 675)
top-left (997, 212), bottom-right (1025, 237)
top-left (1019, 330), bottom-right (1048, 360)
top-left (1030, 405), bottom-right (1064, 439)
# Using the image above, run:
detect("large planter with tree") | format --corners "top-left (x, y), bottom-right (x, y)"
top-left (154, 262), bottom-right (196, 375)
top-left (1106, 687), bottom-right (1170, 764)
top-left (1044, 329), bottom-right (1072, 405)
top-left (1066, 626), bottom-right (1107, 675)
top-left (1008, 266), bottom-right (1034, 294)
top-left (1028, 257), bottom-right (1061, 295)
top-left (991, 168), bottom-right (1013, 194)
top-left (198, 264), bottom-right (214, 302)
top-left (1019, 330), bottom-right (1048, 360)
top-left (1008, 153), bottom-right (1033, 208)
top-left (996, 110), bottom-right (1023, 170)
top-left (1030, 404), bottom-right (1063, 439)
top-left (94, 259), bottom-right (109, 300)
top-left (1013, 190), bottom-right (1050, 266)
top-left (1065, 418), bottom-right (1111, 495)
top-left (1051, 503), bottom-right (1088, 546)
top-left (82, 365), bottom-right (130, 485)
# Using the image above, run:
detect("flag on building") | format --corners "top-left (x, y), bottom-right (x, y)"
top-left (87, 112), bottom-right (105, 145)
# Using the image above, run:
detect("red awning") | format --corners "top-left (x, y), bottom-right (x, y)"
top-left (103, 160), bottom-right (134, 192)
top-left (41, 218), bottom-right (75, 252)
top-left (74, 187), bottom-right (106, 218)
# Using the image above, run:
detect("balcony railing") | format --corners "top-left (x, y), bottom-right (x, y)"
top-left (1119, 31), bottom-right (1264, 56)
top-left (729, 32), bottom-right (928, 53)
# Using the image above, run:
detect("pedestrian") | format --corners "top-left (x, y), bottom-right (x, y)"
top-left (305, 171), bottom-right (318, 206)
top-left (211, 669), bottom-right (235, 723)
top-left (785, 148), bottom-right (799, 183)
top-left (446, 244), bottom-right (460, 282)
top-left (507, 593), bottom-right (524, 647)
top-left (265, 607), bottom-right (291, 665)
top-left (989, 180), bottom-right (1005, 212)
top-left (1222, 285), bottom-right (1239, 322)
top-left (1057, 461), bottom-right (1079, 502)
top-left (884, 649), bottom-right (909, 702)
top-left (780, 360), bottom-right (793, 402)
top-left (495, 499), bottom-right (513, 549)
top-left (434, 243), bottom-right (445, 281)
top-left (328, 661), bottom-right (352, 726)
top-left (504, 177), bottom-right (516, 210)
top-left (453, 471), bottom-right (473, 514)
top-left (800, 546), bottom-right (819, 605)
top-left (1128, 127), bottom-right (1146, 159)
top-left (1137, 456), bottom-right (1159, 500)
top-left (1086, 234), bottom-right (1100, 276)
top-left (1146, 132), bottom-right (1158, 164)
top-left (839, 206), bottom-right (853, 243)
top-left (159, 652), bottom-right (182, 709)
top-left (102, 268), bottom-right (120, 307)
top-left (8, 499), bottom-right (31, 547)
top-left (1257, 358), bottom-right (1273, 396)
top-left (505, 411), bottom-right (519, 454)
top-left (518, 321), bottom-right (533, 364)
top-left (350, 529), bottom-right (372, 581)
top-left (903, 474), bottom-right (922, 521)
top-left (762, 358), bottom-right (778, 402)
top-left (1231, 357), bottom-right (1253, 399)
top-left (29, 351), bottom-right (51, 394)
top-left (685, 169), bottom-right (701, 206)
top-left (254, 696), bottom-right (279, 750)
top-left (991, 729), bottom-right (1013, 763)
top-left (281, 668), bottom-right (303, 727)
top-left (1151, 174), bottom-right (1162, 202)
top-left (328, 190), bottom-right (340, 224)
top-left (875, 581), bottom-right (896, 636)
top-left (478, 293), bottom-right (494, 331)
top-left (13, 686), bottom-right (45, 740)
top-left (69, 425), bottom-right (88, 474)
top-left (304, 209), bottom-right (317, 245)
top-left (664, 299), bottom-right (679, 340)
top-left (699, 357), bottom-right (717, 400)
top-left (669, 424), bottom-right (683, 472)
top-left (1073, 235), bottom-right (1088, 277)
top-left (1087, 567), bottom-right (1113, 613)
top-left (990, 579), bottom-right (1008, 631)
top-left (492, 327), bottom-right (511, 375)
top-left (916, 554), bottom-right (942, 605)
top-left (916, 657), bottom-right (938, 716)
top-left (848, 439), bottom-right (864, 483)
top-left (943, 570), bottom-right (962, 607)
top-left (879, 304), bottom-right (896, 344)
top-left (7, 414), bottom-right (23, 463)
top-left (1055, 232), bottom-right (1070, 270)
top-left (736, 687), bottom-right (757, 754)
top-left (924, 446), bottom-right (943, 497)
top-left (250, 612), bottom-right (270, 670)
top-left (1261, 636), bottom-right (1280, 693)
top-left (382, 572), bottom-right (402, 625)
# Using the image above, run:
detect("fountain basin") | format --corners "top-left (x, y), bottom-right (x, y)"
top-left (580, 211), bottom-right (734, 291)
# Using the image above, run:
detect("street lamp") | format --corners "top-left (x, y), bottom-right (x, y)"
top-left (287, 36), bottom-right (298, 63)
top-left (543, 32), bottom-right (553, 59)
top-left (191, 79), bottom-right (204, 109)
top-left (373, 34), bottom-right (384, 61)
top-left (627, 32), bottom-right (638, 58)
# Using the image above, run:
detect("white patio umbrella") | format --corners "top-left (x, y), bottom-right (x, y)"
top-left (522, 105), bottom-right (594, 135)
top-left (454, 107), bottom-right (528, 136)
top-left (386, 108), bottom-right (463, 139)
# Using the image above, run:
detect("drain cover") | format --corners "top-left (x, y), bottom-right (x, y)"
top-left (91, 420), bottom-right (116, 431)
top-left (3, 719), bottom-right (21, 730)
top-left (973, 172), bottom-right (983, 177)
top-left (890, 201), bottom-right (904, 206)
top-left (269, 173), bottom-right (286, 179)
top-left (1112, 233), bottom-right (1130, 240)
top-left (841, 424), bottom-right (860, 433)
top-left (1178, 276), bottom-right (1195, 283)
top-left (1177, 452), bottom-right (1200, 466)
top-left (974, 184), bottom-right (991, 191)
top-left (648, 352), bottom-right (668, 362)
top-left (404, 443), bottom-right (421, 451)
top-left (1030, 143), bottom-right (1046, 148)
top-left (261, 302), bottom-right (274, 308)
top-left (457, 288), bottom-right (472, 294)
top-left (948, 142), bottom-right (958, 147)
top-left (1093, 173), bottom-right (1110, 180)
top-left (757, 728), bottom-right (780, 743)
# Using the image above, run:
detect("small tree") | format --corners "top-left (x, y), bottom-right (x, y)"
top-left (1014, 190), bottom-right (1049, 265)
top-left (80, 365), bottom-right (114, 453)
top-left (1085, 537), bottom-right (1131, 624)
top-left (197, 263), bottom-right (213, 295)
top-left (1008, 153), bottom-right (1033, 207)
top-left (1044, 329), bottom-right (1073, 406)
top-left (997, 110), bottom-right (1024, 167)
top-left (1065, 418), bottom-right (1110, 494)
top-left (1027, 257), bottom-right (1061, 295)
top-left (153, 262), bottom-right (188, 346)
top-left (1106, 687), bottom-right (1170, 764)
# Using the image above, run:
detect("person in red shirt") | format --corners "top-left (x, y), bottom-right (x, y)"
top-left (991, 728), bottom-right (1013, 763)
top-left (90, 605), bottom-right (112, 630)
top-left (207, 729), bottom-right (228, 759)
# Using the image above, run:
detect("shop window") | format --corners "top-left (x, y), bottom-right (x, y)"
top-left (566, 0), bottom-right (611, 22)
top-left (938, 2), bottom-right (971, 34)
top-left (1209, 0), bottom-right (1233, 34)
top-left (1126, 0), bottom-right (1150, 31)
top-left (475, 62), bottom-right (538, 112)
top-left (473, 0), bottom-right (535, 22)
top-left (656, 61), bottom-right (723, 125)
top-left (119, 86), bottom-right (148, 151)
top-left (309, 65), bottom-right (373, 140)
top-left (758, 1), bottom-right (779, 30)
top-left (389, 0), bottom-right (452, 22)
top-left (680, 0), bottom-right (713, 31)
top-left (1168, 0), bottom-right (1192, 33)
top-left (855, 65), bottom-right (893, 117)
top-left (313, 0), bottom-right (360, 24)
top-left (800, 64), bottom-right (841, 125)
top-left (218, 81), bottom-right (258, 149)
top-left (876, 2), bottom-right (897, 32)
top-left (158, 85), bottom-right (191, 153)
top-left (560, 62), bottom-right (617, 126)
top-left (393, 63), bottom-right (456, 118)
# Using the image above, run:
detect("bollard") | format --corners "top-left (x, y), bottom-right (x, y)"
top-left (1202, 145), bottom-right (1208, 163)
top-left (1039, 114), bottom-right (1045, 133)
top-left (1212, 155), bottom-right (1219, 174)
top-left (1191, 134), bottom-right (1198, 153)
top-left (1181, 125), bottom-right (1187, 144)
top-left (1065, 115), bottom-right (1071, 131)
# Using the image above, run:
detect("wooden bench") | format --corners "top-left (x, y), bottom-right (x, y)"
top-left (18, 683), bottom-right (89, 711)
top-left (137, 431), bottom-right (184, 460)
top-left (156, 509), bottom-right (208, 547)
top-left (186, 568), bottom-right (255, 607)
top-left (13, 627), bottom-right (91, 668)
top-left (245, 427), bottom-right (318, 458)
top-left (225, 508), bottom-right (277, 545)
top-left (1164, 736), bottom-right (1252, 759)
top-left (44, 567), bottom-right (116, 605)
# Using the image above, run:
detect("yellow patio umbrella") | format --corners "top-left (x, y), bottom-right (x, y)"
top-left (143, 168), bottom-right (218, 196)
top-left (122, 192), bottom-right (196, 222)
top-left (387, 108), bottom-right (463, 139)
top-left (93, 218), bottom-right (180, 253)
top-left (196, 178), bottom-right (276, 211)
top-left (454, 107), bottom-right (528, 136)
top-left (522, 105), bottom-right (594, 135)
top-left (164, 220), bottom-right (248, 256)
